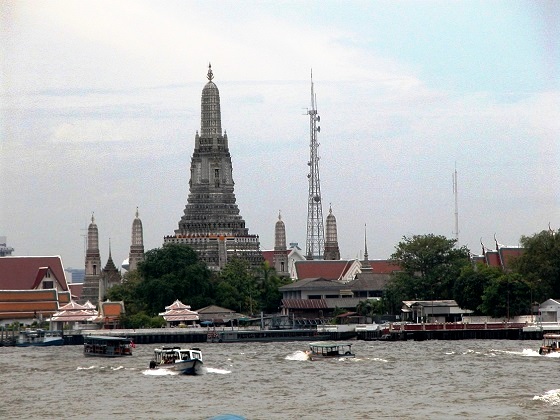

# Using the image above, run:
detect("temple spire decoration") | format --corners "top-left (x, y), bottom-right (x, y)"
top-left (273, 211), bottom-right (289, 276)
top-left (164, 65), bottom-right (262, 270)
top-left (128, 207), bottom-right (145, 272)
top-left (80, 212), bottom-right (102, 305)
top-left (323, 205), bottom-right (340, 260)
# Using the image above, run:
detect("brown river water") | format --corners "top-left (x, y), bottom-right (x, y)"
top-left (1, 339), bottom-right (558, 419)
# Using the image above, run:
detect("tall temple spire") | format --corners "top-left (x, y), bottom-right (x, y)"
top-left (364, 224), bottom-right (369, 262)
top-left (273, 211), bottom-right (289, 276)
top-left (200, 62), bottom-right (222, 138)
top-left (81, 212), bottom-right (102, 305)
top-left (361, 223), bottom-right (373, 272)
top-left (101, 239), bottom-right (121, 303)
top-left (164, 65), bottom-right (262, 270)
top-left (274, 211), bottom-right (286, 250)
top-left (323, 205), bottom-right (340, 260)
top-left (129, 207), bottom-right (145, 272)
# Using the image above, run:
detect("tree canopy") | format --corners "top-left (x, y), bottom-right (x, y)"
top-left (106, 244), bottom-right (214, 322)
top-left (514, 229), bottom-right (560, 301)
top-left (385, 234), bottom-right (471, 309)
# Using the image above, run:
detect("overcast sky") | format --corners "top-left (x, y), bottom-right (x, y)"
top-left (1, 0), bottom-right (559, 271)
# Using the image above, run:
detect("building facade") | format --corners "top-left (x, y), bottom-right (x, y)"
top-left (164, 64), bottom-right (262, 270)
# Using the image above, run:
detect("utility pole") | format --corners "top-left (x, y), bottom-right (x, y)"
top-left (305, 70), bottom-right (325, 260)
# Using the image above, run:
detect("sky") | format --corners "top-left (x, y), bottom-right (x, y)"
top-left (1, 0), bottom-right (559, 272)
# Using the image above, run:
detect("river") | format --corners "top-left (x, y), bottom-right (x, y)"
top-left (0, 339), bottom-right (558, 419)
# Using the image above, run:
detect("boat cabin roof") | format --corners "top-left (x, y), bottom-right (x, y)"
top-left (154, 346), bottom-right (202, 354)
top-left (84, 336), bottom-right (131, 344)
top-left (309, 341), bottom-right (353, 349)
top-left (543, 334), bottom-right (560, 339)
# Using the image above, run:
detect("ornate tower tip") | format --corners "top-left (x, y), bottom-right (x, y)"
top-left (207, 63), bottom-right (214, 81)
top-left (91, 212), bottom-right (95, 223)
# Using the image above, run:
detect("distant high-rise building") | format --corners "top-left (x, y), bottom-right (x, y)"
top-left (164, 64), bottom-right (262, 270)
top-left (323, 206), bottom-right (340, 260)
top-left (80, 214), bottom-right (101, 305)
top-left (0, 236), bottom-right (14, 257)
top-left (273, 211), bottom-right (289, 276)
top-left (128, 207), bottom-right (145, 272)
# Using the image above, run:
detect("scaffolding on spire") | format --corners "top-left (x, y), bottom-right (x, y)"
top-left (305, 70), bottom-right (325, 260)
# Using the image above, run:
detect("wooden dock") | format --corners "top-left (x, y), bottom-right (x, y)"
top-left (356, 322), bottom-right (553, 341)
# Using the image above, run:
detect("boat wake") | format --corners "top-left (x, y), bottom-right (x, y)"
top-left (533, 389), bottom-right (560, 406)
top-left (142, 368), bottom-right (177, 376)
top-left (285, 351), bottom-right (309, 361)
top-left (77, 365), bottom-right (130, 371)
top-left (489, 349), bottom-right (541, 357)
top-left (205, 367), bottom-right (231, 374)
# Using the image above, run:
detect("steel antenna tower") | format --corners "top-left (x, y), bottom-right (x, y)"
top-left (453, 164), bottom-right (459, 242)
top-left (305, 70), bottom-right (325, 260)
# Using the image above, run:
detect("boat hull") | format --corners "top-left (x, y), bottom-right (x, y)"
top-left (151, 358), bottom-right (204, 375)
top-left (16, 338), bottom-right (64, 347)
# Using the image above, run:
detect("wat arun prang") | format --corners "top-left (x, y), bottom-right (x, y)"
top-left (164, 65), bottom-right (262, 271)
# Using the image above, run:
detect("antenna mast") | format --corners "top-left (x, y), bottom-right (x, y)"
top-left (305, 70), bottom-right (325, 260)
top-left (453, 165), bottom-right (459, 242)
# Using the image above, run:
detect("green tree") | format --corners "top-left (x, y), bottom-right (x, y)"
top-left (135, 244), bottom-right (214, 316)
top-left (453, 263), bottom-right (502, 314)
top-left (479, 273), bottom-right (531, 318)
top-left (356, 299), bottom-right (383, 321)
top-left (514, 229), bottom-right (560, 300)
top-left (258, 261), bottom-right (292, 314)
top-left (216, 257), bottom-right (259, 314)
top-left (388, 234), bottom-right (471, 305)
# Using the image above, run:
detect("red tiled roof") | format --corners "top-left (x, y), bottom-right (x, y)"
top-left (99, 301), bottom-right (124, 317)
top-left (368, 260), bottom-right (401, 274)
top-left (68, 283), bottom-right (84, 300)
top-left (0, 256), bottom-right (68, 290)
top-left (499, 248), bottom-right (524, 269)
top-left (294, 260), bottom-right (356, 280)
top-left (262, 250), bottom-right (290, 267)
top-left (485, 251), bottom-right (501, 267)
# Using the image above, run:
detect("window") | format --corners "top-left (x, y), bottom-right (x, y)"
top-left (43, 281), bottom-right (54, 289)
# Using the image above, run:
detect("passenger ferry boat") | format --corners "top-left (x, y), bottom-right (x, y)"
top-left (307, 341), bottom-right (355, 361)
top-left (16, 329), bottom-right (64, 347)
top-left (539, 333), bottom-right (560, 355)
top-left (83, 335), bottom-right (134, 357)
top-left (149, 346), bottom-right (204, 375)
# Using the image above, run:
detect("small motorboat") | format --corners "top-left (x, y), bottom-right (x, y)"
top-left (539, 334), bottom-right (560, 355)
top-left (16, 329), bottom-right (64, 347)
top-left (307, 341), bottom-right (355, 361)
top-left (149, 346), bottom-right (203, 375)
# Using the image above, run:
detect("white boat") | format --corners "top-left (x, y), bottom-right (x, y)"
top-left (149, 346), bottom-right (204, 375)
top-left (16, 329), bottom-right (64, 347)
top-left (307, 341), bottom-right (355, 360)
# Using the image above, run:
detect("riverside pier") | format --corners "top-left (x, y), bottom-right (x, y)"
top-left (357, 321), bottom-right (557, 341)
